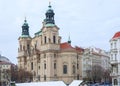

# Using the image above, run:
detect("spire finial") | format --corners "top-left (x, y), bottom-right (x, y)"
top-left (68, 33), bottom-right (71, 44)
top-left (48, 0), bottom-right (51, 8)
top-left (24, 17), bottom-right (27, 22)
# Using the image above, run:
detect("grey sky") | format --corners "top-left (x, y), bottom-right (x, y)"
top-left (0, 0), bottom-right (120, 64)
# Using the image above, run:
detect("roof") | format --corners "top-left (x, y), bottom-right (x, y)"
top-left (75, 46), bottom-right (84, 52)
top-left (0, 61), bottom-right (13, 65)
top-left (16, 81), bottom-right (66, 86)
top-left (112, 31), bottom-right (120, 39)
top-left (60, 42), bottom-right (74, 49)
top-left (0, 55), bottom-right (10, 62)
top-left (60, 42), bottom-right (84, 53)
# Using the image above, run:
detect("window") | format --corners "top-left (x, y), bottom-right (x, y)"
top-left (27, 44), bottom-right (30, 50)
top-left (115, 54), bottom-right (117, 60)
top-left (54, 53), bottom-right (56, 58)
top-left (114, 79), bottom-right (118, 85)
top-left (111, 54), bottom-right (113, 60)
top-left (44, 63), bottom-right (46, 69)
top-left (44, 36), bottom-right (47, 44)
top-left (77, 74), bottom-right (79, 80)
top-left (44, 75), bottom-right (46, 81)
top-left (44, 54), bottom-right (46, 58)
top-left (31, 62), bottom-right (33, 70)
top-left (63, 65), bottom-right (67, 74)
top-left (54, 63), bottom-right (56, 69)
top-left (73, 65), bottom-right (75, 74)
top-left (114, 42), bottom-right (116, 49)
top-left (77, 64), bottom-right (79, 69)
top-left (111, 43), bottom-right (113, 49)
top-left (53, 36), bottom-right (56, 44)
top-left (20, 45), bottom-right (22, 51)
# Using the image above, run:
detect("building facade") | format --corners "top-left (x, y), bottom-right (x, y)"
top-left (82, 47), bottom-right (110, 80)
top-left (0, 55), bottom-right (14, 86)
top-left (110, 31), bottom-right (120, 86)
top-left (17, 4), bottom-right (84, 84)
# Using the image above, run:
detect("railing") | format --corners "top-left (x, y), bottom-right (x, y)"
top-left (110, 60), bottom-right (118, 64)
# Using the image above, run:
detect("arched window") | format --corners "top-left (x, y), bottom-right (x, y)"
top-left (44, 63), bottom-right (46, 69)
top-left (73, 65), bottom-right (75, 74)
top-left (63, 65), bottom-right (67, 74)
top-left (44, 36), bottom-right (47, 44)
top-left (44, 75), bottom-right (46, 81)
top-left (27, 44), bottom-right (30, 50)
top-left (31, 62), bottom-right (33, 70)
top-left (54, 63), bottom-right (56, 69)
top-left (20, 45), bottom-right (22, 51)
top-left (53, 36), bottom-right (56, 44)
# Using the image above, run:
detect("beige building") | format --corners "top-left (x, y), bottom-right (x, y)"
top-left (17, 4), bottom-right (84, 84)
top-left (82, 47), bottom-right (110, 78)
top-left (0, 55), bottom-right (13, 86)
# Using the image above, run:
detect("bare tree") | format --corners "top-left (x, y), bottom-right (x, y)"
top-left (85, 65), bottom-right (104, 83)
top-left (10, 67), bottom-right (33, 83)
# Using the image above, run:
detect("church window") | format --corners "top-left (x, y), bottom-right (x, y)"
top-left (31, 62), bottom-right (33, 70)
top-left (44, 36), bottom-right (47, 44)
top-left (54, 63), bottom-right (56, 69)
top-left (73, 65), bottom-right (76, 74)
top-left (44, 54), bottom-right (46, 58)
top-left (54, 53), bottom-right (56, 58)
top-left (53, 36), bottom-right (56, 44)
top-left (77, 64), bottom-right (79, 69)
top-left (44, 75), bottom-right (46, 81)
top-left (63, 65), bottom-right (67, 74)
top-left (77, 74), bottom-right (79, 80)
top-left (20, 45), bottom-right (22, 51)
top-left (27, 44), bottom-right (30, 50)
top-left (44, 63), bottom-right (46, 69)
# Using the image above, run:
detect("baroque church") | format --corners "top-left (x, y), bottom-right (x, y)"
top-left (17, 3), bottom-right (84, 84)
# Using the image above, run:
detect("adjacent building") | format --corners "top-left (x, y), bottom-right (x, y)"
top-left (17, 3), bottom-right (84, 84)
top-left (110, 31), bottom-right (120, 86)
top-left (82, 47), bottom-right (110, 79)
top-left (0, 55), bottom-right (14, 86)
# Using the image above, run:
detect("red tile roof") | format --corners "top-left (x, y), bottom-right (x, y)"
top-left (60, 42), bottom-right (84, 53)
top-left (75, 46), bottom-right (84, 52)
top-left (112, 31), bottom-right (120, 39)
top-left (60, 42), bottom-right (74, 49)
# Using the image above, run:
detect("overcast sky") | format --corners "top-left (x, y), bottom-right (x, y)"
top-left (0, 0), bottom-right (120, 64)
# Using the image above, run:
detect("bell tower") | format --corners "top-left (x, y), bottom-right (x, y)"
top-left (18, 18), bottom-right (31, 69)
top-left (39, 3), bottom-right (61, 81)
top-left (40, 3), bottom-right (61, 51)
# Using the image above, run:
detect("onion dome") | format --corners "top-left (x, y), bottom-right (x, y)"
top-left (44, 3), bottom-right (55, 27)
top-left (21, 18), bottom-right (30, 37)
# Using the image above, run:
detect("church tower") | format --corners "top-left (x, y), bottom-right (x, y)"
top-left (40, 3), bottom-right (61, 51)
top-left (18, 18), bottom-right (31, 69)
top-left (39, 3), bottom-right (62, 81)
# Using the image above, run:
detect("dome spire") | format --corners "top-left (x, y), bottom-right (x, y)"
top-left (21, 17), bottom-right (30, 37)
top-left (49, 1), bottom-right (51, 8)
top-left (68, 34), bottom-right (71, 44)
top-left (44, 2), bottom-right (55, 27)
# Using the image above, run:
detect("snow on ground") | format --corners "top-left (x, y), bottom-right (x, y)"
top-left (16, 81), bottom-right (66, 86)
